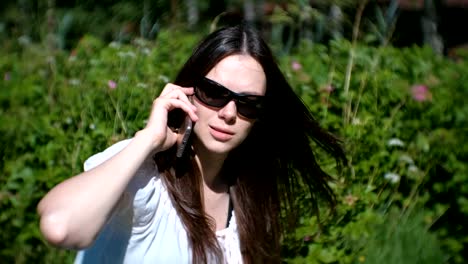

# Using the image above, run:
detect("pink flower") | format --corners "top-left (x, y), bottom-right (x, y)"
top-left (411, 84), bottom-right (432, 102)
top-left (321, 84), bottom-right (334, 94)
top-left (344, 194), bottom-right (358, 206)
top-left (303, 235), bottom-right (311, 242)
top-left (4, 72), bottom-right (11, 81)
top-left (68, 49), bottom-right (77, 61)
top-left (108, 80), bottom-right (117, 90)
top-left (291, 61), bottom-right (302, 71)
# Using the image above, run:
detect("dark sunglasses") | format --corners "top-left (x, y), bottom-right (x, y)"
top-left (194, 77), bottom-right (265, 119)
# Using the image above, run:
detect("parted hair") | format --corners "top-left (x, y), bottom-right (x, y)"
top-left (154, 23), bottom-right (347, 263)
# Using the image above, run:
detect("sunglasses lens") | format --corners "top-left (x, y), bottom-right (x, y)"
top-left (195, 77), bottom-right (264, 119)
top-left (195, 81), bottom-right (230, 107)
top-left (236, 99), bottom-right (262, 119)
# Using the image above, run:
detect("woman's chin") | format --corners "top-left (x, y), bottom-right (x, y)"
top-left (193, 139), bottom-right (237, 156)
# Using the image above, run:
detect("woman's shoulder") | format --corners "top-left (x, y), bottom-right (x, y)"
top-left (83, 138), bottom-right (133, 171)
top-left (82, 137), bottom-right (161, 203)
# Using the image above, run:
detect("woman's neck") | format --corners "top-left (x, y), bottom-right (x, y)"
top-left (193, 148), bottom-right (229, 194)
top-left (192, 142), bottom-right (231, 232)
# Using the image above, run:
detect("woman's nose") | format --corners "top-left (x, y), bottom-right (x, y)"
top-left (218, 100), bottom-right (237, 123)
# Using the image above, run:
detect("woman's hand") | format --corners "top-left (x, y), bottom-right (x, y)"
top-left (37, 83), bottom-right (198, 249)
top-left (140, 83), bottom-right (198, 152)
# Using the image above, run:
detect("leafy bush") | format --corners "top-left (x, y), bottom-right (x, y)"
top-left (280, 39), bottom-right (467, 263)
top-left (1, 29), bottom-right (466, 263)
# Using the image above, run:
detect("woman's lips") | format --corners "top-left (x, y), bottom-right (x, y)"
top-left (209, 126), bottom-right (234, 141)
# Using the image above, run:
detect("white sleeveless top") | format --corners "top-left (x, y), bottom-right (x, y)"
top-left (73, 139), bottom-right (242, 264)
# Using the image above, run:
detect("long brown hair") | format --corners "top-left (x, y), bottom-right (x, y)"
top-left (154, 23), bottom-right (347, 263)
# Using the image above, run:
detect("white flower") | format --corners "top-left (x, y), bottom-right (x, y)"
top-left (18, 35), bottom-right (31, 46)
top-left (89, 123), bottom-right (96, 130)
top-left (158, 75), bottom-right (169, 83)
top-left (133, 38), bottom-right (147, 47)
top-left (399, 154), bottom-right (414, 165)
top-left (90, 59), bottom-right (99, 66)
top-left (68, 79), bottom-right (81, 86)
top-left (141, 48), bottom-right (151, 55)
top-left (117, 51), bottom-right (136, 59)
top-left (387, 138), bottom-right (405, 147)
top-left (109, 42), bottom-right (121, 49)
top-left (65, 117), bottom-right (73, 124)
top-left (126, 51), bottom-right (136, 58)
top-left (366, 184), bottom-right (376, 192)
top-left (408, 165), bottom-right (419, 173)
top-left (46, 56), bottom-right (55, 64)
top-left (384, 172), bottom-right (401, 184)
top-left (137, 83), bottom-right (148, 89)
top-left (352, 118), bottom-right (362, 125)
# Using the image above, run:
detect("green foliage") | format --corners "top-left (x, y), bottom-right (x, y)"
top-left (1, 27), bottom-right (467, 263)
top-left (280, 38), bottom-right (467, 263)
top-left (0, 29), bottom-right (199, 263)
top-left (361, 209), bottom-right (445, 264)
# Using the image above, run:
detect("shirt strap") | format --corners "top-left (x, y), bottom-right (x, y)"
top-left (226, 193), bottom-right (233, 228)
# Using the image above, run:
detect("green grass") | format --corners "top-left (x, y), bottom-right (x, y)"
top-left (1, 30), bottom-right (466, 263)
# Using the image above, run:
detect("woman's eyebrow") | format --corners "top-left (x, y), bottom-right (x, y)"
top-left (204, 77), bottom-right (228, 89)
top-left (204, 77), bottom-right (264, 97)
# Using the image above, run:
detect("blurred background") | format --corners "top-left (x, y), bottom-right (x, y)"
top-left (1, 0), bottom-right (467, 263)
top-left (2, 0), bottom-right (468, 54)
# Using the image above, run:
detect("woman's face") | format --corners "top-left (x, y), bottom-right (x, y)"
top-left (192, 54), bottom-right (266, 156)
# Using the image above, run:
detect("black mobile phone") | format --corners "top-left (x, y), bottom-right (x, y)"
top-left (175, 114), bottom-right (193, 158)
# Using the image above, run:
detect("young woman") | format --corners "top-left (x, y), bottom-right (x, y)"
top-left (38, 23), bottom-right (346, 263)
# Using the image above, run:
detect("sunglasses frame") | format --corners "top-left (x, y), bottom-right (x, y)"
top-left (194, 76), bottom-right (265, 119)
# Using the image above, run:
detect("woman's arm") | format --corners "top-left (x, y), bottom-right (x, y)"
top-left (37, 85), bottom-right (197, 249)
top-left (37, 130), bottom-right (155, 249)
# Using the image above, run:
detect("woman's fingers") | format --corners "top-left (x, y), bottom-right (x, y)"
top-left (160, 83), bottom-right (192, 97)
top-left (142, 83), bottom-right (198, 152)
top-left (161, 98), bottom-right (198, 122)
top-left (160, 84), bottom-right (196, 109)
